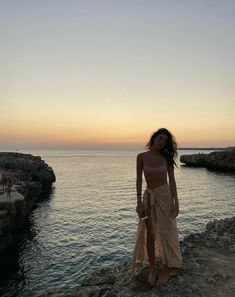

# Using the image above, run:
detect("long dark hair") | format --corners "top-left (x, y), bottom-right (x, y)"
top-left (145, 128), bottom-right (178, 168)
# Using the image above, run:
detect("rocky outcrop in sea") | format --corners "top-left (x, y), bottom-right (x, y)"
top-left (37, 216), bottom-right (235, 297)
top-left (180, 147), bottom-right (235, 172)
top-left (0, 152), bottom-right (55, 262)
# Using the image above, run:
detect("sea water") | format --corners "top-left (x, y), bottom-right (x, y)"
top-left (0, 148), bottom-right (234, 297)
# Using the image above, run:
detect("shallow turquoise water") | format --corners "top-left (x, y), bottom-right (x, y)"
top-left (0, 149), bottom-right (234, 296)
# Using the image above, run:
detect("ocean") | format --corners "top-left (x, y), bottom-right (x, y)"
top-left (0, 148), bottom-right (234, 297)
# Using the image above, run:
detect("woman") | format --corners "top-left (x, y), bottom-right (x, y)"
top-left (1, 171), bottom-right (8, 190)
top-left (131, 128), bottom-right (183, 287)
top-left (6, 179), bottom-right (12, 198)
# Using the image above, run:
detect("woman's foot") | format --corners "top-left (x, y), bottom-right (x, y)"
top-left (156, 266), bottom-right (170, 286)
top-left (148, 269), bottom-right (156, 286)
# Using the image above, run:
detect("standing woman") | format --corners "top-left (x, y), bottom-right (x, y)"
top-left (130, 128), bottom-right (183, 286)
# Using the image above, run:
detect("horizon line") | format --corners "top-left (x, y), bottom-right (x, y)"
top-left (1, 146), bottom-right (234, 151)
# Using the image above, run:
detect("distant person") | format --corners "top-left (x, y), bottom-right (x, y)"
top-left (130, 128), bottom-right (183, 287)
top-left (1, 171), bottom-right (8, 190)
top-left (6, 179), bottom-right (12, 198)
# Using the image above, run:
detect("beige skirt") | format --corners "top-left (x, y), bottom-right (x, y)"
top-left (131, 182), bottom-right (183, 276)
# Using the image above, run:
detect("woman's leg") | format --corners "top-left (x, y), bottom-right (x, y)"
top-left (157, 264), bottom-right (170, 286)
top-left (145, 217), bottom-right (156, 284)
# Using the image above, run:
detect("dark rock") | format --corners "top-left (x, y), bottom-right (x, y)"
top-left (180, 148), bottom-right (235, 172)
top-left (0, 152), bottom-right (55, 263)
top-left (81, 267), bottom-right (117, 286)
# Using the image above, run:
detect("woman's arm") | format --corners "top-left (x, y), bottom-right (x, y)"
top-left (168, 164), bottom-right (179, 216)
top-left (136, 153), bottom-right (143, 204)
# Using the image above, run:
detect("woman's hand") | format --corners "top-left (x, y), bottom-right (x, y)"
top-left (171, 201), bottom-right (179, 218)
top-left (136, 201), bottom-right (144, 215)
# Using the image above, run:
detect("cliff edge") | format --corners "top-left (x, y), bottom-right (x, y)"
top-left (0, 152), bottom-right (55, 262)
top-left (180, 148), bottom-right (235, 172)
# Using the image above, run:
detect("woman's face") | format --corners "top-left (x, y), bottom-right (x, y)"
top-left (153, 133), bottom-right (168, 150)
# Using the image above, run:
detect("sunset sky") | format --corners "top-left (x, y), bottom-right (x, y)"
top-left (1, 1), bottom-right (234, 149)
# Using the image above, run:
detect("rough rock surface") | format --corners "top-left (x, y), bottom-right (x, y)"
top-left (180, 148), bottom-right (235, 172)
top-left (0, 152), bottom-right (55, 260)
top-left (37, 216), bottom-right (235, 297)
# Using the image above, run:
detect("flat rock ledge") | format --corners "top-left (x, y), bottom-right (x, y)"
top-left (37, 216), bottom-right (235, 297)
top-left (180, 147), bottom-right (235, 172)
top-left (0, 152), bottom-right (55, 260)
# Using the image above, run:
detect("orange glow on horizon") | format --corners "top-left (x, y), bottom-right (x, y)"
top-left (1, 99), bottom-right (234, 149)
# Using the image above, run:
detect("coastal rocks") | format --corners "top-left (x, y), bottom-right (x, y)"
top-left (37, 216), bottom-right (235, 297)
top-left (0, 152), bottom-right (55, 192)
top-left (180, 147), bottom-right (235, 172)
top-left (0, 152), bottom-right (55, 261)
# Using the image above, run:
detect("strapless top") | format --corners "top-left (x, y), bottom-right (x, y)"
top-left (143, 163), bottom-right (167, 174)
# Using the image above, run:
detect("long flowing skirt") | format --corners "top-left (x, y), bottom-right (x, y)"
top-left (131, 182), bottom-right (183, 276)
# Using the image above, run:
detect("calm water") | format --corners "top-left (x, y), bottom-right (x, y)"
top-left (0, 148), bottom-right (234, 296)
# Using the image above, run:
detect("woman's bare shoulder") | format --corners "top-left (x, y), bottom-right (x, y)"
top-left (137, 151), bottom-right (149, 161)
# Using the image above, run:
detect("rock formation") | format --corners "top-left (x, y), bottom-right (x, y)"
top-left (0, 152), bottom-right (55, 262)
top-left (37, 216), bottom-right (235, 297)
top-left (180, 148), bottom-right (235, 172)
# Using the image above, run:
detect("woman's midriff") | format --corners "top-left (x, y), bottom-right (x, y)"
top-left (144, 173), bottom-right (168, 191)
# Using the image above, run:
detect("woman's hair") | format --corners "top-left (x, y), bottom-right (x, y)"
top-left (145, 128), bottom-right (178, 168)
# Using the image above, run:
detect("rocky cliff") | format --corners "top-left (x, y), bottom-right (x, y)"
top-left (0, 152), bottom-right (55, 261)
top-left (37, 216), bottom-right (235, 297)
top-left (180, 148), bottom-right (235, 172)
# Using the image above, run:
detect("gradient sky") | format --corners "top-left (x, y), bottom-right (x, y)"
top-left (1, 0), bottom-right (235, 149)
